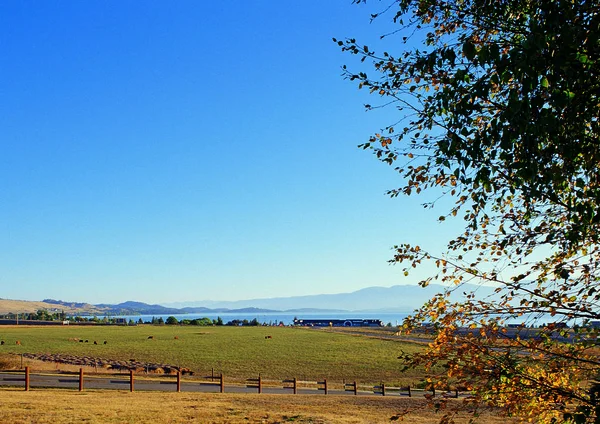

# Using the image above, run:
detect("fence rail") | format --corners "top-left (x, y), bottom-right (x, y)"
top-left (0, 368), bottom-right (461, 398)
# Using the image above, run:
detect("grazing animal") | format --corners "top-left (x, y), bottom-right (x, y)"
top-left (265, 335), bottom-right (272, 339)
top-left (148, 336), bottom-right (154, 339)
top-left (174, 336), bottom-right (179, 340)
top-left (93, 341), bottom-right (98, 345)
top-left (103, 340), bottom-right (107, 345)
top-left (79, 339), bottom-right (84, 343)
top-left (15, 340), bottom-right (21, 345)
top-left (84, 340), bottom-right (89, 343)
top-left (1, 340), bottom-right (4, 345)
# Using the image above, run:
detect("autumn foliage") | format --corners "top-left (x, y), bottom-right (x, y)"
top-left (337, 0), bottom-right (600, 422)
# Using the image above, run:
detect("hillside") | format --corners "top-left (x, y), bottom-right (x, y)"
top-left (0, 299), bottom-right (107, 315)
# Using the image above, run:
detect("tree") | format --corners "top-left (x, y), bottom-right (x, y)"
top-left (337, 0), bottom-right (600, 422)
top-left (190, 317), bottom-right (212, 326)
top-left (165, 316), bottom-right (177, 325)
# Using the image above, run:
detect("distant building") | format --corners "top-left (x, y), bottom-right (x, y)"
top-left (293, 318), bottom-right (383, 327)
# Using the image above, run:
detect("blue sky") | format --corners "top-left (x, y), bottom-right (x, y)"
top-left (0, 1), bottom-right (458, 304)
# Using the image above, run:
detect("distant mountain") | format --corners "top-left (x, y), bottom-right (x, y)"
top-left (94, 301), bottom-right (182, 315)
top-left (162, 284), bottom-right (495, 313)
top-left (33, 300), bottom-right (285, 316)
top-left (0, 284), bottom-right (496, 317)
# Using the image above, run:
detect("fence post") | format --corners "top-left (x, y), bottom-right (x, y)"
top-left (353, 381), bottom-right (357, 396)
top-left (324, 378), bottom-right (327, 395)
top-left (220, 374), bottom-right (224, 393)
top-left (177, 371), bottom-right (181, 392)
top-left (293, 377), bottom-right (297, 395)
top-left (408, 386), bottom-right (412, 397)
top-left (258, 375), bottom-right (262, 394)
top-left (79, 368), bottom-right (84, 392)
top-left (432, 387), bottom-right (436, 398)
top-left (24, 366), bottom-right (29, 391)
top-left (381, 382), bottom-right (385, 396)
top-left (130, 369), bottom-right (134, 392)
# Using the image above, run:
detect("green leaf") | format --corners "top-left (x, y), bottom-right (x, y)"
top-left (576, 53), bottom-right (589, 64)
top-left (463, 40), bottom-right (476, 61)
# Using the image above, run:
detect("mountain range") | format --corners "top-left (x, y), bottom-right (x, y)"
top-left (0, 284), bottom-right (495, 316)
top-left (162, 283), bottom-right (495, 313)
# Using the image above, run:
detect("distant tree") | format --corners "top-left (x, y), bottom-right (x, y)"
top-left (157, 317), bottom-right (165, 325)
top-left (137, 318), bottom-right (143, 325)
top-left (194, 317), bottom-right (213, 326)
top-left (36, 309), bottom-right (51, 321)
top-left (189, 318), bottom-right (204, 325)
top-left (337, 0), bottom-right (600, 422)
top-left (165, 316), bottom-right (177, 325)
top-left (215, 316), bottom-right (223, 326)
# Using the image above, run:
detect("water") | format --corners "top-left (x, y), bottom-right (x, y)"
top-left (101, 312), bottom-right (410, 326)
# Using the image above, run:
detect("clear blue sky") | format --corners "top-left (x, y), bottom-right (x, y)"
top-left (0, 1), bottom-right (458, 304)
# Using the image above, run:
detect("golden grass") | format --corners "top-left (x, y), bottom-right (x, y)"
top-left (0, 299), bottom-right (102, 315)
top-left (0, 388), bottom-right (514, 423)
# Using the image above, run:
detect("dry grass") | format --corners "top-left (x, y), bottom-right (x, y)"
top-left (0, 388), bottom-right (514, 423)
top-left (0, 299), bottom-right (102, 315)
top-left (3, 354), bottom-right (102, 374)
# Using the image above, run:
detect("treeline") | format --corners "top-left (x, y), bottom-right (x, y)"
top-left (1, 310), bottom-right (67, 321)
top-left (163, 316), bottom-right (273, 327)
top-left (0, 309), bottom-right (281, 327)
top-left (162, 316), bottom-right (223, 326)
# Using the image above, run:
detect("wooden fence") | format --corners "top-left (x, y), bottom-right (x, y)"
top-left (1, 367), bottom-right (460, 398)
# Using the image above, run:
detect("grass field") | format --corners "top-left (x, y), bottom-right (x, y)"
top-left (0, 389), bottom-right (513, 423)
top-left (0, 324), bottom-right (517, 423)
top-left (0, 324), bottom-right (426, 385)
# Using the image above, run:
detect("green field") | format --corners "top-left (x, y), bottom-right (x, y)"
top-left (0, 325), bottom-right (424, 384)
